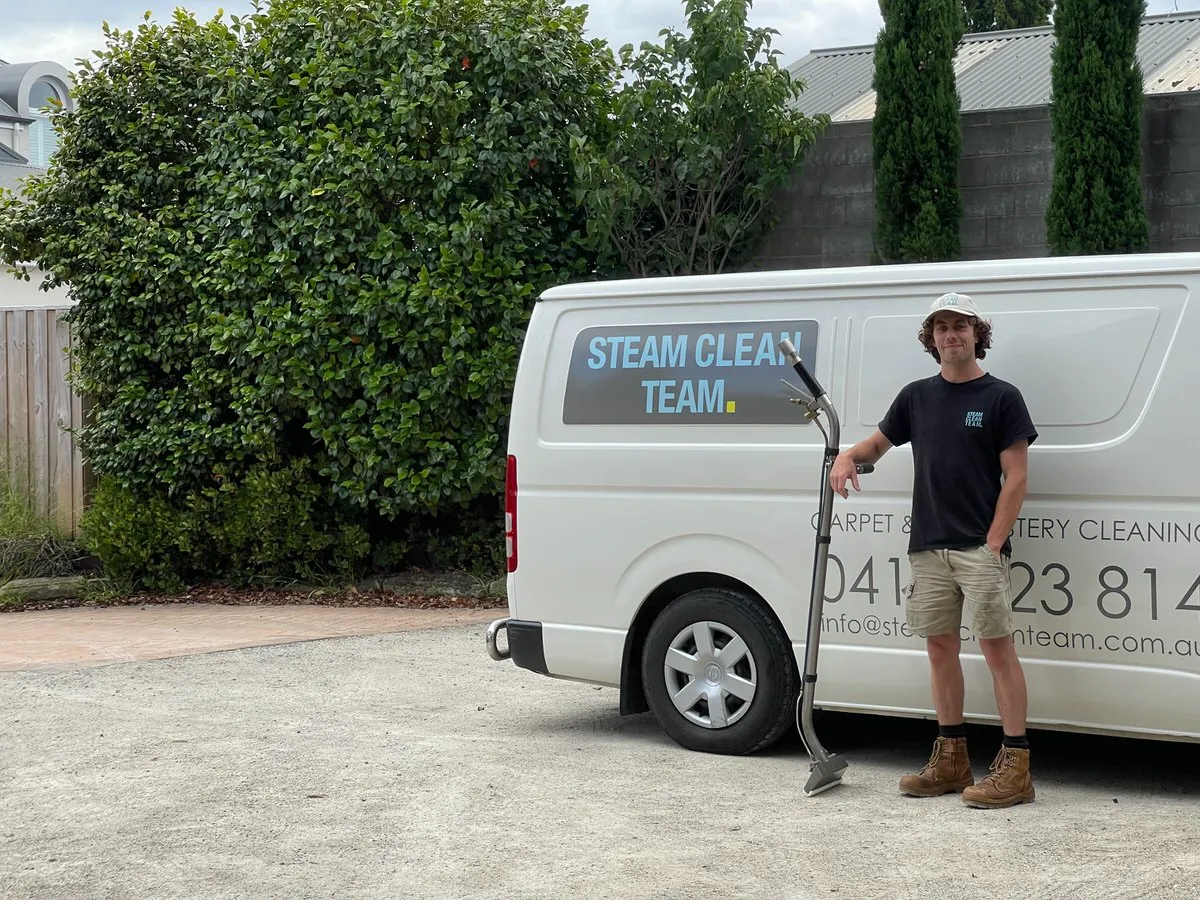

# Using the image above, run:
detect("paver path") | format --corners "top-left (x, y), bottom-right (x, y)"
top-left (0, 604), bottom-right (499, 671)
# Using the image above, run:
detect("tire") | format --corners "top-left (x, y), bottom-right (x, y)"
top-left (641, 587), bottom-right (798, 755)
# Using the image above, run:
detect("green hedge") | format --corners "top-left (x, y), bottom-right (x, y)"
top-left (81, 462), bottom-right (506, 592)
top-left (3, 0), bottom-right (613, 589)
top-left (81, 461), bottom-right (370, 592)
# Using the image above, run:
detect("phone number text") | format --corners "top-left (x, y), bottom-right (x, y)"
top-left (822, 554), bottom-right (1200, 621)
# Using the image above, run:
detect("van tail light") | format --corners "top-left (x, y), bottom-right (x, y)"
top-left (505, 454), bottom-right (518, 573)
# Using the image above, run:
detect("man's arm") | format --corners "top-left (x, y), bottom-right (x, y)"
top-left (987, 439), bottom-right (1030, 554)
top-left (830, 429), bottom-right (893, 498)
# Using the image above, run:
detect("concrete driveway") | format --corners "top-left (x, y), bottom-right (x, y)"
top-left (1, 607), bottom-right (1197, 899)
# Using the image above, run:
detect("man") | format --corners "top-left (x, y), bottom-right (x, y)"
top-left (829, 291), bottom-right (1038, 809)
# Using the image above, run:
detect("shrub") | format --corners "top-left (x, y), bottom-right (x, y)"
top-left (963, 0), bottom-right (1051, 32)
top-left (80, 459), bottom-right (370, 592)
top-left (577, 0), bottom-right (829, 277)
top-left (2, 0), bottom-right (616, 587)
top-left (872, 0), bottom-right (965, 263)
top-left (1045, 0), bottom-right (1149, 255)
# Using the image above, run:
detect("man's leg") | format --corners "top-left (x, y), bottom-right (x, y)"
top-left (978, 634), bottom-right (1028, 737)
top-left (958, 546), bottom-right (1035, 808)
top-left (927, 631), bottom-right (965, 725)
top-left (898, 551), bottom-right (974, 797)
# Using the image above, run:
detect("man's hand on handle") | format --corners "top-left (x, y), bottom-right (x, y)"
top-left (830, 452), bottom-right (862, 499)
top-left (829, 430), bottom-right (892, 499)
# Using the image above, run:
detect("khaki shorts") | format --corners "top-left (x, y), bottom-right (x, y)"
top-left (902, 545), bottom-right (1014, 640)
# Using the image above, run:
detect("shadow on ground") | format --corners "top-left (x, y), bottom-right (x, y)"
top-left (790, 711), bottom-right (1199, 798)
top-left (528, 700), bottom-right (1199, 798)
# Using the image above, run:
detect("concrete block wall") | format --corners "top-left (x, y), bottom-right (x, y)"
top-left (1143, 92), bottom-right (1200, 251)
top-left (751, 120), bottom-right (876, 270)
top-left (750, 91), bottom-right (1200, 270)
top-left (958, 106), bottom-right (1053, 260)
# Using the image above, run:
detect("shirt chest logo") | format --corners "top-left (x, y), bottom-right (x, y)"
top-left (965, 411), bottom-right (984, 428)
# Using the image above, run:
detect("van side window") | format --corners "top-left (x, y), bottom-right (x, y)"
top-left (562, 320), bottom-right (820, 426)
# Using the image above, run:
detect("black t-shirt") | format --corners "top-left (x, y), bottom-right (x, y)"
top-left (878, 372), bottom-right (1038, 556)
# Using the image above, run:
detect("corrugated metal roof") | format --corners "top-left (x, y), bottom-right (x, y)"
top-left (788, 48), bottom-right (875, 124)
top-left (789, 11), bottom-right (1200, 121)
top-left (957, 31), bottom-right (1055, 111)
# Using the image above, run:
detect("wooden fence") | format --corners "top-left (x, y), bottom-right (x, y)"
top-left (0, 305), bottom-right (87, 537)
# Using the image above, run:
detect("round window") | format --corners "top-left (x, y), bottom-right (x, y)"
top-left (29, 78), bottom-right (63, 111)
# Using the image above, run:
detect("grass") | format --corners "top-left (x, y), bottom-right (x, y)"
top-left (0, 471), bottom-right (81, 582)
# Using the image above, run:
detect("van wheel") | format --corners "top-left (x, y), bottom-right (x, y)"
top-left (641, 587), bottom-right (797, 755)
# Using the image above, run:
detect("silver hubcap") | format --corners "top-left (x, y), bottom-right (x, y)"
top-left (663, 620), bottom-right (757, 729)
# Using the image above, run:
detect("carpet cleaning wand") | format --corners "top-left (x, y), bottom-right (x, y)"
top-left (778, 339), bottom-right (872, 797)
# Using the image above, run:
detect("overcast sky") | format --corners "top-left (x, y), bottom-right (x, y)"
top-left (0, 0), bottom-right (1194, 72)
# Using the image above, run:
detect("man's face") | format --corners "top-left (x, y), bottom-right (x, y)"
top-left (930, 311), bottom-right (976, 363)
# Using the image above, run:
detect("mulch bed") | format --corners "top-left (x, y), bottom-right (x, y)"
top-left (1, 583), bottom-right (507, 614)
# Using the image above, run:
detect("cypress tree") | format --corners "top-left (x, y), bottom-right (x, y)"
top-left (1046, 0), bottom-right (1149, 255)
top-left (872, 0), bottom-right (964, 263)
top-left (964, 1), bottom-right (1052, 33)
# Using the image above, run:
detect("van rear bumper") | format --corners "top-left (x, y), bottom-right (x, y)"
top-left (485, 618), bottom-right (548, 675)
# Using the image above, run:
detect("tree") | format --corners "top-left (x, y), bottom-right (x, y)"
top-left (871, 0), bottom-right (965, 264)
top-left (964, 1), bottom-right (1052, 32)
top-left (576, 0), bottom-right (829, 277)
top-left (1046, 0), bottom-right (1149, 255)
top-left (0, 0), bottom-right (617, 587)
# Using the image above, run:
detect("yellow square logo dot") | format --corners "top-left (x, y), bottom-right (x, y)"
top-left (725, 400), bottom-right (736, 413)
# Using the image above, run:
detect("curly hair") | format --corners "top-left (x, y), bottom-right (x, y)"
top-left (918, 317), bottom-right (993, 363)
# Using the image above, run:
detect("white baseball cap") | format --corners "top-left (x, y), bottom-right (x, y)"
top-left (924, 291), bottom-right (983, 324)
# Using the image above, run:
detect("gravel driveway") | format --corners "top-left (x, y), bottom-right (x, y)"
top-left (1, 621), bottom-right (1197, 899)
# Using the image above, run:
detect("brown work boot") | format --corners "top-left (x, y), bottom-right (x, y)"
top-left (898, 736), bottom-right (974, 797)
top-left (962, 746), bottom-right (1036, 809)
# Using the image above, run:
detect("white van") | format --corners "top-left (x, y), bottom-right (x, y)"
top-left (485, 252), bottom-right (1200, 755)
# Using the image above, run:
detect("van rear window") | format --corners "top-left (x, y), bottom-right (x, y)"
top-left (562, 320), bottom-right (819, 424)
